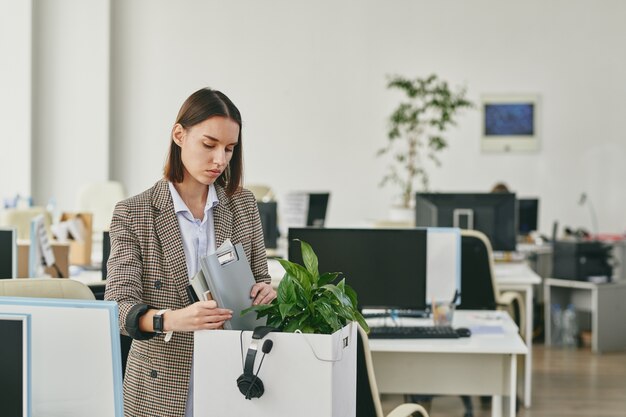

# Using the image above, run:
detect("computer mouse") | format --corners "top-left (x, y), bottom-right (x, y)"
top-left (456, 327), bottom-right (472, 337)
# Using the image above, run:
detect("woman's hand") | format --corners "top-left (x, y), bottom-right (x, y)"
top-left (165, 300), bottom-right (232, 331)
top-left (250, 282), bottom-right (276, 306)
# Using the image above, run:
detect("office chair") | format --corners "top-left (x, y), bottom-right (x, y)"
top-left (458, 229), bottom-right (525, 337)
top-left (457, 229), bottom-right (525, 416)
top-left (76, 181), bottom-right (125, 236)
top-left (0, 207), bottom-right (53, 240)
top-left (357, 324), bottom-right (430, 417)
top-left (0, 277), bottom-right (95, 300)
top-left (247, 183), bottom-right (275, 202)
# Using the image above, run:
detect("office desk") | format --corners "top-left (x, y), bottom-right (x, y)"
top-left (544, 278), bottom-right (626, 353)
top-left (368, 311), bottom-right (527, 417)
top-left (494, 261), bottom-right (540, 408)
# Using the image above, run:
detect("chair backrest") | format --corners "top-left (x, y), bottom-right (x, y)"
top-left (458, 229), bottom-right (498, 310)
top-left (356, 324), bottom-right (384, 417)
top-left (0, 278), bottom-right (96, 300)
top-left (0, 207), bottom-right (53, 240)
top-left (247, 184), bottom-right (275, 202)
top-left (76, 181), bottom-right (125, 233)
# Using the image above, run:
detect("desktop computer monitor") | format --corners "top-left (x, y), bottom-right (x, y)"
top-left (517, 198), bottom-right (539, 235)
top-left (257, 201), bottom-right (279, 249)
top-left (415, 192), bottom-right (517, 251)
top-left (0, 298), bottom-right (123, 417)
top-left (287, 228), bottom-right (427, 311)
top-left (0, 313), bottom-right (30, 417)
top-left (0, 227), bottom-right (17, 279)
top-left (306, 193), bottom-right (330, 227)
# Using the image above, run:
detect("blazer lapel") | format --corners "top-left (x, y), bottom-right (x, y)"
top-left (213, 185), bottom-right (232, 248)
top-left (152, 179), bottom-right (192, 305)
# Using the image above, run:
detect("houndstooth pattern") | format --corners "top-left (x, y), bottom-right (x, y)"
top-left (105, 178), bottom-right (270, 417)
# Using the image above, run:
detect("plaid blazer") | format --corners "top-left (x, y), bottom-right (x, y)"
top-left (105, 179), bottom-right (270, 417)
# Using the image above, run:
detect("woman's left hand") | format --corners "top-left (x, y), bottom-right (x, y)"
top-left (250, 282), bottom-right (276, 306)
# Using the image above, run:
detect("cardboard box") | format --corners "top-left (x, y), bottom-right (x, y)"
top-left (58, 212), bottom-right (93, 266)
top-left (194, 323), bottom-right (357, 417)
top-left (17, 241), bottom-right (70, 278)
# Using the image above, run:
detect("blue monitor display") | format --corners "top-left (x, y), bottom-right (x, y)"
top-left (415, 192), bottom-right (517, 251)
top-left (288, 228), bottom-right (427, 311)
top-left (484, 103), bottom-right (534, 136)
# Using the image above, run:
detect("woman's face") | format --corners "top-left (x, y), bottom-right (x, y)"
top-left (173, 116), bottom-right (239, 186)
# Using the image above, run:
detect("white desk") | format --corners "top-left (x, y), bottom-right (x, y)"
top-left (494, 261), bottom-right (540, 408)
top-left (368, 310), bottom-right (527, 417)
top-left (544, 278), bottom-right (626, 353)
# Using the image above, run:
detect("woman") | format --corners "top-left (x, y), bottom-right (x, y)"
top-left (105, 87), bottom-right (277, 417)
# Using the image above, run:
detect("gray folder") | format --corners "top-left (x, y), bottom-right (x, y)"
top-left (199, 242), bottom-right (266, 331)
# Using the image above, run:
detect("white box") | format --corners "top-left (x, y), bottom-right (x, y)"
top-left (194, 322), bottom-right (357, 417)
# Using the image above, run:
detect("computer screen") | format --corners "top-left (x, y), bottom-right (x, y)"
top-left (287, 228), bottom-right (427, 311)
top-left (0, 314), bottom-right (30, 417)
top-left (0, 227), bottom-right (17, 279)
top-left (517, 198), bottom-right (539, 235)
top-left (306, 193), bottom-right (330, 227)
top-left (415, 192), bottom-right (517, 251)
top-left (0, 297), bottom-right (124, 417)
top-left (257, 201), bottom-right (279, 249)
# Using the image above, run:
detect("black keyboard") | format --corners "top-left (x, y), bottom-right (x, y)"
top-left (368, 325), bottom-right (460, 339)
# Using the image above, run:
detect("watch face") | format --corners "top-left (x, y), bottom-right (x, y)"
top-left (153, 313), bottom-right (164, 333)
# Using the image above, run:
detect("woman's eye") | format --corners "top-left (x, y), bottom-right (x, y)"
top-left (203, 144), bottom-right (214, 149)
top-left (226, 148), bottom-right (234, 153)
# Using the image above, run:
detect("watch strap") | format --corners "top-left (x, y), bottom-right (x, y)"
top-left (154, 309), bottom-right (173, 342)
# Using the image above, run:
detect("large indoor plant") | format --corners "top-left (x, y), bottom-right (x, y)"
top-left (377, 74), bottom-right (473, 210)
top-left (243, 240), bottom-right (369, 334)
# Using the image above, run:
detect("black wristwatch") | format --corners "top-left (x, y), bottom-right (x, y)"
top-left (153, 309), bottom-right (168, 333)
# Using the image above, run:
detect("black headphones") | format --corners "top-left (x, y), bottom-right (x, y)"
top-left (237, 326), bottom-right (278, 400)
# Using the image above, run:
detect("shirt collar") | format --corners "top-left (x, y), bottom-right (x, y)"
top-left (168, 181), bottom-right (220, 215)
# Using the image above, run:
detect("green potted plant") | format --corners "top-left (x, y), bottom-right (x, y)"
top-left (243, 240), bottom-right (369, 334)
top-left (377, 74), bottom-right (473, 215)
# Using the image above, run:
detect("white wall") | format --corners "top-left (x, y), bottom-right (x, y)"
top-left (0, 0), bottom-right (31, 204)
top-left (4, 0), bottom-right (625, 236)
top-left (109, 0), bottom-right (626, 235)
top-left (31, 0), bottom-right (110, 211)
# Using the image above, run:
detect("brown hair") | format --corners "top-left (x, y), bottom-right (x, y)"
top-left (164, 88), bottom-right (243, 197)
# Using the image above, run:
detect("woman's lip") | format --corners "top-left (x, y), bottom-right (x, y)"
top-left (207, 169), bottom-right (221, 175)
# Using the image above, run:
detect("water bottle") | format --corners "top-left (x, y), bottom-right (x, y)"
top-left (551, 304), bottom-right (562, 346)
top-left (561, 304), bottom-right (578, 348)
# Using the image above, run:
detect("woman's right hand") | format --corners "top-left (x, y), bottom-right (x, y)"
top-left (165, 300), bottom-right (232, 332)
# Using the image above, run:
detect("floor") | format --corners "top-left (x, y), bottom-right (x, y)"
top-left (381, 344), bottom-right (626, 417)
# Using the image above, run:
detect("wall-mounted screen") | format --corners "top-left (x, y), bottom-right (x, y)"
top-left (481, 94), bottom-right (540, 152)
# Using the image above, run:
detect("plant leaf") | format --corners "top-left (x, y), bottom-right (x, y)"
top-left (318, 272), bottom-right (339, 287)
top-left (299, 240), bottom-right (319, 279)
top-left (277, 258), bottom-right (313, 291)
top-left (279, 303), bottom-right (296, 320)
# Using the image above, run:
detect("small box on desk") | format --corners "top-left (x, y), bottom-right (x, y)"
top-left (552, 240), bottom-right (613, 282)
top-left (17, 241), bottom-right (70, 278)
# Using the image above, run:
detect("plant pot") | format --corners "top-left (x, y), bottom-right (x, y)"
top-left (388, 205), bottom-right (415, 226)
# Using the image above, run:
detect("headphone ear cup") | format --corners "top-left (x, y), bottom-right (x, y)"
top-left (237, 373), bottom-right (265, 399)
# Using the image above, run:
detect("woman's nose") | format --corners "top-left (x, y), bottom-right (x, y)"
top-left (213, 148), bottom-right (226, 166)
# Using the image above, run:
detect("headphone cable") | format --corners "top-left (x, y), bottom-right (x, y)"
top-left (244, 353), bottom-right (267, 399)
